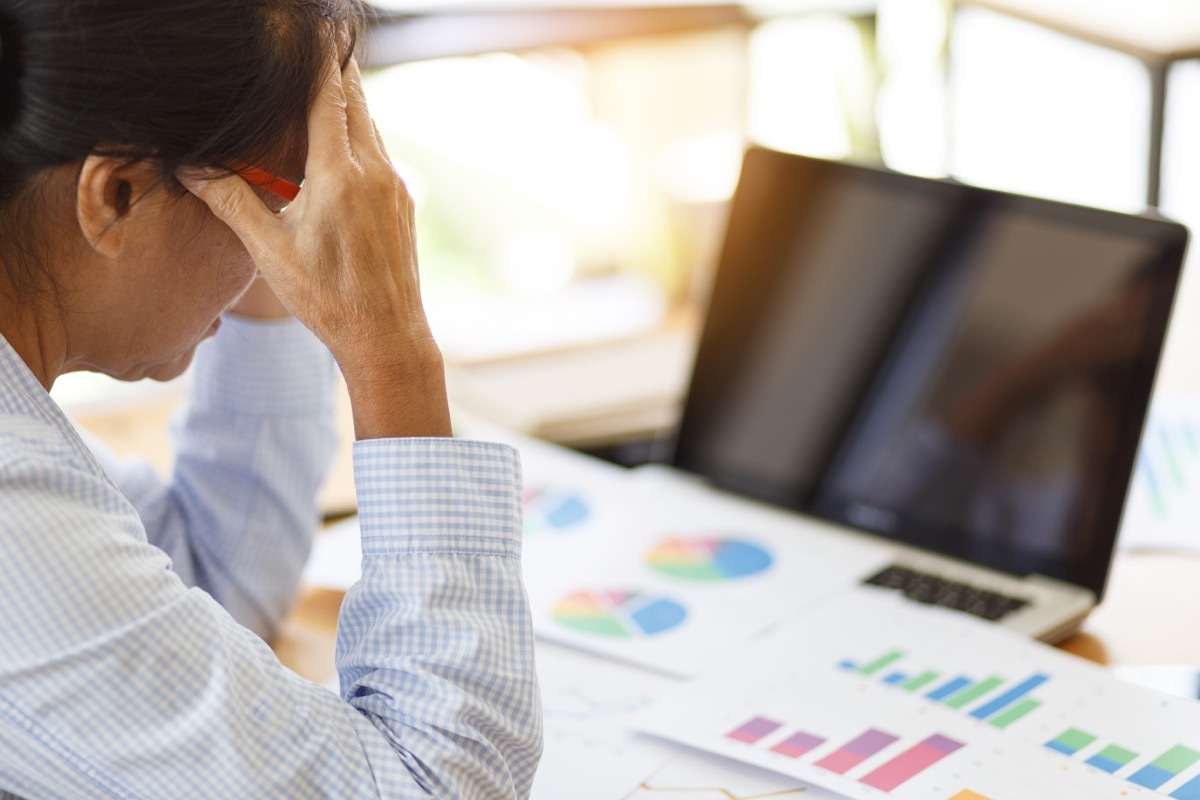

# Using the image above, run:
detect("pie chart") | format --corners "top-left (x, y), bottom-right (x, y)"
top-left (524, 485), bottom-right (589, 535)
top-left (646, 536), bottom-right (773, 581)
top-left (552, 589), bottom-right (688, 638)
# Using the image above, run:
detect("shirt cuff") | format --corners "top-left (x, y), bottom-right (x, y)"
top-left (188, 315), bottom-right (336, 416)
top-left (353, 438), bottom-right (522, 558)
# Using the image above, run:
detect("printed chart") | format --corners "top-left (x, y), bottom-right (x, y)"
top-left (1120, 395), bottom-right (1200, 554)
top-left (500, 426), bottom-right (637, 551)
top-left (726, 719), bottom-right (965, 793)
top-left (622, 749), bottom-right (841, 799)
top-left (552, 589), bottom-right (688, 638)
top-left (532, 641), bottom-right (681, 800)
top-left (635, 587), bottom-right (1200, 800)
top-left (646, 536), bottom-right (774, 581)
top-left (1044, 729), bottom-right (1200, 798)
top-left (532, 642), bottom-right (841, 800)
top-left (839, 649), bottom-right (1047, 730)
top-left (524, 485), bottom-right (590, 536)
top-left (530, 467), bottom-right (892, 677)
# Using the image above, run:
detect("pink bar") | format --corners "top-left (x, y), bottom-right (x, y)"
top-left (859, 735), bottom-right (965, 791)
top-left (770, 731), bottom-right (826, 759)
top-left (726, 716), bottom-right (783, 745)
top-left (815, 730), bottom-right (899, 775)
top-left (815, 749), bottom-right (868, 774)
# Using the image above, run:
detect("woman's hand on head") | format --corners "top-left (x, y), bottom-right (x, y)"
top-left (180, 57), bottom-right (450, 440)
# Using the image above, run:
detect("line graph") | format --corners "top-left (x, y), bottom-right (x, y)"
top-left (545, 683), bottom-right (657, 722)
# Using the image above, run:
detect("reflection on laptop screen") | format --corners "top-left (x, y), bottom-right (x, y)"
top-left (672, 147), bottom-right (1188, 598)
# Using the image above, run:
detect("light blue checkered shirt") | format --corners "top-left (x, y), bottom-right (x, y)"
top-left (0, 316), bottom-right (542, 798)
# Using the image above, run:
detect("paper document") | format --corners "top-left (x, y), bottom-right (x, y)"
top-left (623, 750), bottom-right (846, 799)
top-left (1119, 394), bottom-right (1200, 555)
top-left (521, 460), bottom-right (890, 678)
top-left (636, 586), bottom-right (1200, 800)
top-left (531, 641), bottom-right (680, 800)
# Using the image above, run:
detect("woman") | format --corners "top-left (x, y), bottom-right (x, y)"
top-left (0, 1), bottom-right (541, 797)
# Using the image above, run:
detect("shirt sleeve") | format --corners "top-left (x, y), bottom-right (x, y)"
top-left (0, 418), bottom-right (542, 798)
top-left (81, 314), bottom-right (339, 640)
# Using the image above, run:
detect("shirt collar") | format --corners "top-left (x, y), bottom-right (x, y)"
top-left (0, 332), bottom-right (110, 474)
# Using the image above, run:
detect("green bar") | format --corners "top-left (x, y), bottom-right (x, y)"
top-left (900, 670), bottom-right (939, 692)
top-left (1152, 745), bottom-right (1200, 774)
top-left (1054, 728), bottom-right (1097, 752)
top-left (945, 676), bottom-right (1004, 709)
top-left (989, 698), bottom-right (1041, 729)
top-left (1097, 745), bottom-right (1138, 767)
top-left (858, 650), bottom-right (904, 677)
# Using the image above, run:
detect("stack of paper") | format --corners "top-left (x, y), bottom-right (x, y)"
top-left (303, 429), bottom-right (1200, 800)
top-left (636, 588), bottom-right (1200, 800)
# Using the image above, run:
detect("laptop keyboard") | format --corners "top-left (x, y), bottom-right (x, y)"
top-left (863, 565), bottom-right (1029, 621)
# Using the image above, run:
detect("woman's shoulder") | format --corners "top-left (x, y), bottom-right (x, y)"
top-left (0, 410), bottom-right (92, 471)
top-left (0, 408), bottom-right (134, 524)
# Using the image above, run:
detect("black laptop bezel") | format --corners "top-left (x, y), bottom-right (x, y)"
top-left (670, 145), bottom-right (1190, 600)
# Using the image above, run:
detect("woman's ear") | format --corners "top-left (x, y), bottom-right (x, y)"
top-left (75, 155), bottom-right (157, 258)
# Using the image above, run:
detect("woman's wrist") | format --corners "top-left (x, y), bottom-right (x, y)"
top-left (339, 342), bottom-right (452, 440)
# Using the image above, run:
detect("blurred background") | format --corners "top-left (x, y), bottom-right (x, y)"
top-left (54, 0), bottom-right (1200, 452)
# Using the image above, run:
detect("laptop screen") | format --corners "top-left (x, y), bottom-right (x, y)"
top-left (672, 147), bottom-right (1189, 598)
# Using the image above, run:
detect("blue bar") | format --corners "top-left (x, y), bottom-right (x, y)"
top-left (839, 660), bottom-right (858, 671)
top-left (883, 672), bottom-right (908, 685)
top-left (927, 676), bottom-right (972, 701)
top-left (1085, 755), bottom-right (1124, 774)
top-left (1130, 765), bottom-right (1174, 789)
top-left (969, 674), bottom-right (1050, 720)
top-left (1173, 774), bottom-right (1200, 800)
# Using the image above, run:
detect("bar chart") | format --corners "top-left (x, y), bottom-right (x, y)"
top-left (771, 730), bottom-right (827, 760)
top-left (858, 735), bottom-right (964, 791)
top-left (635, 589), bottom-right (1200, 800)
top-left (1044, 728), bottom-right (1200, 798)
top-left (839, 649), bottom-right (1047, 730)
top-left (1170, 776), bottom-right (1200, 800)
top-left (724, 716), bottom-right (964, 793)
top-left (726, 717), bottom-right (783, 745)
top-left (814, 729), bottom-right (900, 774)
top-left (1088, 744), bottom-right (1138, 774)
top-left (1131, 747), bottom-right (1200, 791)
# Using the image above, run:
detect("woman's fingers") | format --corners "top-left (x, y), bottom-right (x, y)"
top-left (341, 58), bottom-right (379, 155)
top-left (179, 169), bottom-right (280, 263)
top-left (305, 57), bottom-right (353, 176)
top-left (178, 50), bottom-right (448, 437)
top-left (183, 57), bottom-right (414, 335)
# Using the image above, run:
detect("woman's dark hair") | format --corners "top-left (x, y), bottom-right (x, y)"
top-left (0, 0), bottom-right (365, 294)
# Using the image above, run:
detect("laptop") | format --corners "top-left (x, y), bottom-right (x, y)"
top-left (667, 145), bottom-right (1189, 643)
